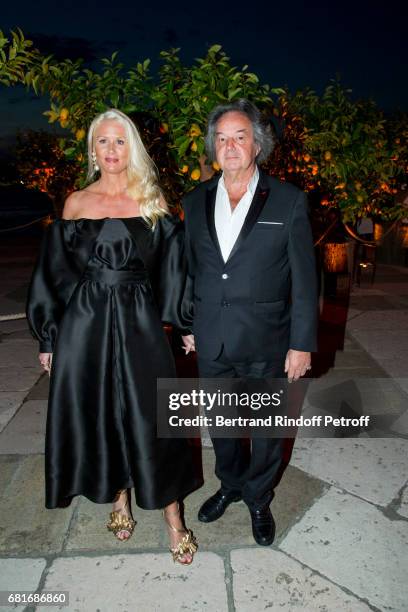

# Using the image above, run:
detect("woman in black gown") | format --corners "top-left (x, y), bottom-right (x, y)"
top-left (26, 109), bottom-right (201, 564)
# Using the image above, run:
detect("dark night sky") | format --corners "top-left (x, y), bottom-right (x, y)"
top-left (1, 0), bottom-right (407, 147)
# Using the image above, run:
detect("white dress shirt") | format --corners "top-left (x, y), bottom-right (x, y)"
top-left (214, 167), bottom-right (259, 262)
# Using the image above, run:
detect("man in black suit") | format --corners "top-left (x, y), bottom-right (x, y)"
top-left (182, 99), bottom-right (317, 545)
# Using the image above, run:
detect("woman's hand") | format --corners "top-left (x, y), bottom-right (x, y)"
top-left (181, 335), bottom-right (196, 355)
top-left (39, 352), bottom-right (53, 374)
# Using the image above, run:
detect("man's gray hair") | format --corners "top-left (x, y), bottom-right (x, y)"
top-left (204, 98), bottom-right (275, 164)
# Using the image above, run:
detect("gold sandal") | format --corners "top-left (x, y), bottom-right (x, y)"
top-left (107, 490), bottom-right (136, 541)
top-left (163, 505), bottom-right (198, 565)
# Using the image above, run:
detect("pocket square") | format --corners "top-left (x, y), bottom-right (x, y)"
top-left (257, 221), bottom-right (284, 225)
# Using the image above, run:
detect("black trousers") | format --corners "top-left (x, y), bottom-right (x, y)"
top-left (198, 348), bottom-right (291, 511)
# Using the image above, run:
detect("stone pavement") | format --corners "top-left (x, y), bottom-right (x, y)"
top-left (0, 254), bottom-right (407, 612)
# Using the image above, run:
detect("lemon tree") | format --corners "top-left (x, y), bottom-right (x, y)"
top-left (1, 30), bottom-right (406, 221)
top-left (0, 30), bottom-right (153, 179)
top-left (267, 83), bottom-right (407, 223)
top-left (0, 32), bottom-right (280, 194)
top-left (154, 45), bottom-right (282, 187)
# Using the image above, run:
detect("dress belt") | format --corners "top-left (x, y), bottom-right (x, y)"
top-left (83, 268), bottom-right (149, 285)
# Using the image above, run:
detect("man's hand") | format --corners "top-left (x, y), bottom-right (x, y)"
top-left (182, 334), bottom-right (196, 355)
top-left (39, 352), bottom-right (53, 375)
top-left (284, 349), bottom-right (311, 382)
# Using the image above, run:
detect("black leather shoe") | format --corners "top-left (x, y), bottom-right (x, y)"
top-left (198, 489), bottom-right (242, 523)
top-left (250, 507), bottom-right (276, 546)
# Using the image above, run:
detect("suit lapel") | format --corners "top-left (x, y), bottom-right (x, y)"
top-left (205, 180), bottom-right (224, 263)
top-left (226, 173), bottom-right (270, 262)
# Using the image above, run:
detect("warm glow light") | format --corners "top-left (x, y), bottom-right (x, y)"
top-left (323, 243), bottom-right (348, 273)
top-left (401, 225), bottom-right (408, 248)
top-left (374, 223), bottom-right (383, 242)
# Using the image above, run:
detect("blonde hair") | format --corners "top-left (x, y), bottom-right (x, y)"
top-left (86, 108), bottom-right (167, 227)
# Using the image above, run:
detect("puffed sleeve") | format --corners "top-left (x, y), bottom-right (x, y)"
top-left (26, 220), bottom-right (84, 352)
top-left (157, 215), bottom-right (194, 335)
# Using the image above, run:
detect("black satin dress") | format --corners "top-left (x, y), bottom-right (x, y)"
top-left (26, 215), bottom-right (201, 509)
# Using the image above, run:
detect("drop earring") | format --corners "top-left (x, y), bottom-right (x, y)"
top-left (92, 151), bottom-right (99, 172)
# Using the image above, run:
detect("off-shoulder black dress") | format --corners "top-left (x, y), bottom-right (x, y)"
top-left (26, 215), bottom-right (201, 509)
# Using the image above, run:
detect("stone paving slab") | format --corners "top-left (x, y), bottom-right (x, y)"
top-left (270, 465), bottom-right (327, 545)
top-left (0, 447), bottom-right (325, 558)
top-left (315, 367), bottom-right (384, 381)
top-left (346, 310), bottom-right (408, 331)
top-left (0, 455), bottom-right (22, 493)
top-left (0, 392), bottom-right (27, 433)
top-left (304, 376), bottom-right (406, 424)
top-left (39, 552), bottom-right (228, 612)
top-left (231, 548), bottom-right (372, 611)
top-left (390, 407), bottom-right (408, 436)
top-left (0, 455), bottom-right (75, 555)
top-left (280, 487), bottom-right (408, 612)
top-left (25, 374), bottom-right (49, 401)
top-left (0, 278), bottom-right (32, 290)
top-left (0, 366), bottom-right (41, 393)
top-left (381, 358), bottom-right (408, 377)
top-left (0, 339), bottom-right (39, 368)
top-left (0, 400), bottom-right (47, 454)
top-left (332, 349), bottom-right (379, 370)
top-left (0, 299), bottom-right (27, 317)
top-left (392, 376), bottom-right (408, 398)
top-left (371, 282), bottom-right (408, 296)
top-left (184, 450), bottom-right (325, 549)
top-left (341, 335), bottom-right (366, 350)
top-left (314, 332), bottom-right (388, 380)
top-left (346, 307), bottom-right (363, 320)
top-left (0, 331), bottom-right (34, 344)
top-left (0, 280), bottom-right (29, 293)
top-left (65, 494), bottom-right (163, 552)
top-left (396, 485), bottom-right (408, 519)
top-left (353, 377), bottom-right (408, 410)
top-left (0, 319), bottom-right (29, 335)
top-left (3, 284), bottom-right (28, 305)
top-left (0, 558), bottom-right (47, 612)
top-left (350, 287), bottom-right (386, 296)
top-left (349, 329), bottom-right (408, 362)
top-left (349, 295), bottom-right (402, 311)
top-left (291, 438), bottom-right (408, 506)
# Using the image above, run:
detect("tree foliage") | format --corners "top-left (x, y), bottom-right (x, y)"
top-left (154, 45), bottom-right (281, 185)
top-left (14, 130), bottom-right (79, 211)
top-left (1, 29), bottom-right (407, 223)
top-left (266, 83), bottom-right (407, 222)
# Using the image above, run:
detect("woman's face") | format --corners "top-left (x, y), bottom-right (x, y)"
top-left (93, 120), bottom-right (129, 175)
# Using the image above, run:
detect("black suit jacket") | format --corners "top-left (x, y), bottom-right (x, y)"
top-left (182, 170), bottom-right (318, 361)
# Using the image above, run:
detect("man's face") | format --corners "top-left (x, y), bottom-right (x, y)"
top-left (214, 111), bottom-right (260, 174)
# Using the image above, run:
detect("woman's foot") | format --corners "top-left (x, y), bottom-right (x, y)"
top-left (163, 502), bottom-right (198, 565)
top-left (107, 489), bottom-right (136, 541)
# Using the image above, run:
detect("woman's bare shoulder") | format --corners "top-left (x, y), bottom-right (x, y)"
top-left (62, 191), bottom-right (81, 220)
top-left (62, 189), bottom-right (97, 220)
